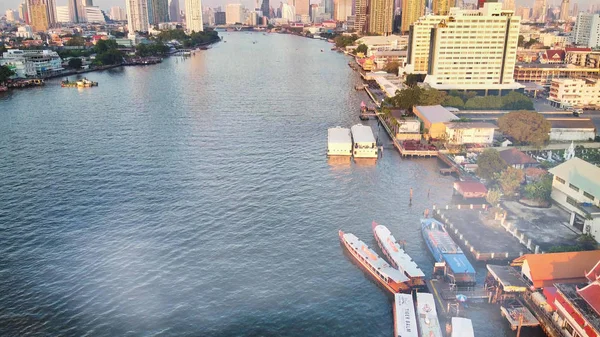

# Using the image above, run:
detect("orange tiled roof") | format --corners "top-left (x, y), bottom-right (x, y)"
top-left (513, 251), bottom-right (600, 288)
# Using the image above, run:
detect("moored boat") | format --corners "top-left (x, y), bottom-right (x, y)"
top-left (350, 124), bottom-right (378, 159)
top-left (451, 317), bottom-right (474, 337)
top-left (415, 293), bottom-right (444, 337)
top-left (327, 127), bottom-right (352, 156)
top-left (393, 293), bottom-right (418, 337)
top-left (61, 77), bottom-right (98, 88)
top-left (339, 230), bottom-right (410, 294)
top-left (421, 218), bottom-right (476, 286)
top-left (372, 222), bottom-right (426, 289)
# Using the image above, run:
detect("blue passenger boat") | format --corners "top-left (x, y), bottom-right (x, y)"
top-left (421, 218), bottom-right (476, 286)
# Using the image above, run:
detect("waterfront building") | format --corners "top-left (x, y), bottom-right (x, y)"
top-left (432, 0), bottom-right (451, 15)
top-left (353, 35), bottom-right (407, 57)
top-left (67, 0), bottom-right (84, 23)
top-left (27, 0), bottom-right (49, 32)
top-left (540, 49), bottom-right (565, 64)
top-left (565, 47), bottom-right (592, 66)
top-left (512, 250), bottom-right (600, 288)
top-left (16, 25), bottom-right (34, 38)
top-left (353, 0), bottom-right (367, 32)
top-left (226, 4), bottom-right (243, 24)
top-left (417, 3), bottom-right (523, 95)
top-left (514, 64), bottom-right (600, 86)
top-left (367, 0), bottom-right (394, 34)
top-left (405, 13), bottom-right (446, 73)
top-left (549, 78), bottom-right (600, 109)
top-left (84, 6), bottom-right (105, 23)
top-left (126, 0), bottom-right (149, 34)
top-left (553, 280), bottom-right (600, 337)
top-left (401, 0), bottom-right (425, 32)
top-left (215, 11), bottom-right (226, 24)
top-left (333, 0), bottom-right (351, 21)
top-left (412, 105), bottom-right (458, 139)
top-left (574, 13), bottom-right (600, 48)
top-left (548, 158), bottom-right (600, 239)
top-left (372, 50), bottom-right (407, 69)
top-left (0, 49), bottom-right (63, 77)
top-left (185, 0), bottom-right (203, 31)
top-left (56, 5), bottom-right (70, 22)
top-left (444, 122), bottom-right (497, 145)
top-left (110, 6), bottom-right (127, 21)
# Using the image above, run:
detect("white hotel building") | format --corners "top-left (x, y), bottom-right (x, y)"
top-left (549, 78), bottom-right (600, 109)
top-left (406, 3), bottom-right (523, 96)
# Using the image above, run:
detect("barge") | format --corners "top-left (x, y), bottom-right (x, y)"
top-left (415, 293), bottom-right (444, 337)
top-left (393, 293), bottom-right (418, 337)
top-left (339, 230), bottom-right (410, 294)
top-left (350, 124), bottom-right (378, 159)
top-left (372, 222), bottom-right (426, 289)
top-left (451, 317), bottom-right (474, 337)
top-left (61, 78), bottom-right (98, 88)
top-left (421, 218), bottom-right (476, 286)
top-left (327, 127), bottom-right (352, 156)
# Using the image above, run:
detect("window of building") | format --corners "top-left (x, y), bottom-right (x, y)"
top-left (556, 177), bottom-right (565, 184)
top-left (584, 191), bottom-right (595, 201)
top-left (567, 196), bottom-right (579, 207)
top-left (569, 183), bottom-right (580, 192)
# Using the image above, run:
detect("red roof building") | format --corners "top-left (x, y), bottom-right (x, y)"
top-left (453, 181), bottom-right (488, 199)
top-left (499, 148), bottom-right (539, 169)
top-left (554, 280), bottom-right (600, 337)
top-left (541, 50), bottom-right (565, 64)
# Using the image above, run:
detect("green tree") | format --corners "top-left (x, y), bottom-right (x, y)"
top-left (94, 39), bottom-right (119, 54)
top-left (355, 44), bottom-right (368, 55)
top-left (389, 86), bottom-right (422, 110)
top-left (486, 188), bottom-right (501, 206)
top-left (523, 174), bottom-right (553, 201)
top-left (65, 36), bottom-right (86, 46)
top-left (68, 57), bottom-right (83, 69)
top-left (498, 110), bottom-right (551, 147)
top-left (518, 35), bottom-right (525, 47)
top-left (0, 44), bottom-right (7, 54)
top-left (0, 65), bottom-right (15, 83)
top-left (97, 49), bottom-right (123, 65)
top-left (501, 91), bottom-right (534, 110)
top-left (383, 61), bottom-right (401, 75)
top-left (476, 149), bottom-right (508, 181)
top-left (420, 88), bottom-right (446, 106)
top-left (498, 167), bottom-right (525, 198)
top-left (442, 95), bottom-right (464, 108)
top-left (404, 74), bottom-right (426, 87)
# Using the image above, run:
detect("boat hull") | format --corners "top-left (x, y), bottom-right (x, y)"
top-left (339, 231), bottom-right (408, 294)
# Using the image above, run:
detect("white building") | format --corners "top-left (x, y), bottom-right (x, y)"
top-left (549, 158), bottom-right (600, 241)
top-left (0, 49), bottom-right (63, 77)
top-left (352, 35), bottom-right (408, 57)
top-left (226, 3), bottom-right (243, 24)
top-left (405, 13), bottom-right (447, 74)
top-left (5, 9), bottom-right (19, 22)
top-left (109, 6), bottom-right (127, 21)
top-left (126, 0), bottom-right (149, 35)
top-left (55, 6), bottom-right (70, 22)
top-left (281, 3), bottom-right (295, 22)
top-left (443, 122), bottom-right (497, 145)
top-left (549, 78), bottom-right (600, 109)
top-left (539, 32), bottom-right (569, 47)
top-left (574, 13), bottom-right (600, 48)
top-left (185, 0), bottom-right (204, 32)
top-left (417, 3), bottom-right (523, 94)
top-left (548, 119), bottom-right (597, 142)
top-left (333, 0), bottom-right (351, 21)
top-left (202, 7), bottom-right (215, 26)
top-left (84, 6), bottom-right (105, 23)
top-left (16, 25), bottom-right (34, 38)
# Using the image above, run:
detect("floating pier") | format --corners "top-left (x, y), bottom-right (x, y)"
top-left (500, 305), bottom-right (539, 330)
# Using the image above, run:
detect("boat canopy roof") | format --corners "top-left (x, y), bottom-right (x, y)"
top-left (394, 294), bottom-right (419, 337)
top-left (451, 317), bottom-right (474, 337)
top-left (374, 224), bottom-right (425, 278)
top-left (421, 218), bottom-right (463, 254)
top-left (443, 253), bottom-right (476, 275)
top-left (328, 127), bottom-right (352, 144)
top-left (350, 124), bottom-right (376, 144)
top-left (416, 293), bottom-right (443, 337)
top-left (342, 232), bottom-right (409, 283)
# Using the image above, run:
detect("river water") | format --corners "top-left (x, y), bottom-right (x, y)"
top-left (0, 33), bottom-right (541, 336)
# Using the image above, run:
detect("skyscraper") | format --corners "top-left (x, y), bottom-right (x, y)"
top-left (225, 3), bottom-right (243, 24)
top-left (126, 0), bottom-right (149, 34)
top-left (574, 13), bottom-right (600, 47)
top-left (532, 0), bottom-right (547, 22)
top-left (353, 0), bottom-right (367, 32)
top-left (84, 0), bottom-right (93, 6)
top-left (401, 0), bottom-right (425, 32)
top-left (185, 0), bottom-right (203, 31)
top-left (68, 0), bottom-right (85, 22)
top-left (572, 3), bottom-right (578, 16)
top-left (368, 0), bottom-right (394, 34)
top-left (502, 0), bottom-right (515, 12)
top-left (109, 6), bottom-right (127, 21)
top-left (432, 0), bottom-right (452, 15)
top-left (168, 0), bottom-right (180, 21)
top-left (333, 0), bottom-right (351, 21)
top-left (56, 6), bottom-right (70, 22)
top-left (19, 2), bottom-right (29, 24)
top-left (293, 0), bottom-right (309, 16)
top-left (5, 9), bottom-right (19, 22)
top-left (27, 0), bottom-right (49, 31)
top-left (149, 0), bottom-right (169, 25)
top-left (261, 0), bottom-right (270, 17)
top-left (560, 0), bottom-right (570, 21)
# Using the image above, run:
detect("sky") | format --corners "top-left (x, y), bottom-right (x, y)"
top-left (1, 0), bottom-right (597, 18)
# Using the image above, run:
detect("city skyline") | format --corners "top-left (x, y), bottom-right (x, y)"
top-left (4, 0), bottom-right (599, 18)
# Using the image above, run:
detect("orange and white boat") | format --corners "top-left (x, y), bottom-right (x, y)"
top-left (339, 230), bottom-right (410, 294)
top-left (372, 221), bottom-right (426, 289)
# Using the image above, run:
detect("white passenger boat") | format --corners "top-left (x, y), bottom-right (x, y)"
top-left (350, 124), bottom-right (378, 159)
top-left (372, 222), bottom-right (426, 289)
top-left (415, 293), bottom-right (443, 337)
top-left (339, 230), bottom-right (410, 293)
top-left (451, 317), bottom-right (474, 337)
top-left (327, 127), bottom-right (352, 156)
top-left (393, 293), bottom-right (418, 337)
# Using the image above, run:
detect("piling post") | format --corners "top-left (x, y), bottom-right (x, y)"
top-left (535, 245), bottom-right (540, 254)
